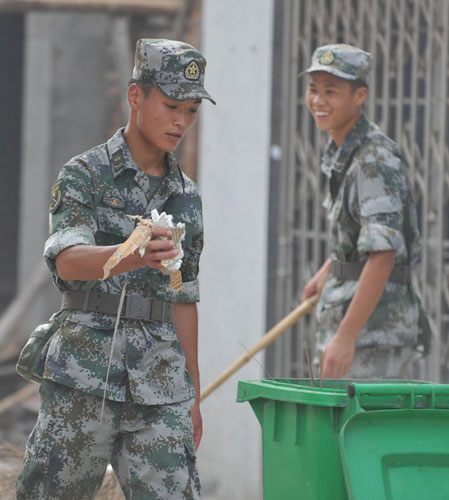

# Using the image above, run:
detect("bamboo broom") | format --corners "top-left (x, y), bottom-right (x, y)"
top-left (200, 294), bottom-right (318, 401)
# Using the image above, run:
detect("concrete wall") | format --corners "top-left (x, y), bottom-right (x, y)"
top-left (18, 12), bottom-right (129, 334)
top-left (197, 1), bottom-right (274, 498)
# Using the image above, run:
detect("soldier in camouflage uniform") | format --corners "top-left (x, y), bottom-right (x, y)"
top-left (17, 39), bottom-right (215, 500)
top-left (300, 44), bottom-right (429, 379)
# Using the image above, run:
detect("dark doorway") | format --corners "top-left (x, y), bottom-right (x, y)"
top-left (0, 14), bottom-right (24, 313)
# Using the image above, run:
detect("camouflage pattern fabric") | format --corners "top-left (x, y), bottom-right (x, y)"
top-left (132, 39), bottom-right (216, 104)
top-left (345, 345), bottom-right (415, 379)
top-left (43, 128), bottom-right (203, 404)
top-left (316, 114), bottom-right (423, 352)
top-left (314, 345), bottom-right (415, 380)
top-left (302, 43), bottom-right (372, 83)
top-left (16, 380), bottom-right (201, 500)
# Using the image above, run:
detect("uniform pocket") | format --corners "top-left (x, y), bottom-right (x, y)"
top-left (141, 320), bottom-right (178, 342)
top-left (97, 206), bottom-right (135, 241)
top-left (319, 279), bottom-right (357, 310)
top-left (359, 194), bottom-right (401, 217)
top-left (60, 313), bottom-right (115, 332)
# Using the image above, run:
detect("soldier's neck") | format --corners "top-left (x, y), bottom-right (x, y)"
top-left (138, 155), bottom-right (165, 177)
top-left (123, 125), bottom-right (165, 176)
top-left (330, 109), bottom-right (363, 147)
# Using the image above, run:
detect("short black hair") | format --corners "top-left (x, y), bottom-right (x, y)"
top-left (349, 78), bottom-right (368, 92)
top-left (128, 78), bottom-right (154, 98)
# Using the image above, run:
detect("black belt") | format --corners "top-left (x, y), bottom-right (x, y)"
top-left (61, 291), bottom-right (174, 323)
top-left (331, 260), bottom-right (411, 284)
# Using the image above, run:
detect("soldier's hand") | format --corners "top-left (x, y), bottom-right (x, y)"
top-left (301, 277), bottom-right (321, 305)
top-left (141, 226), bottom-right (179, 270)
top-left (321, 334), bottom-right (355, 379)
top-left (191, 399), bottom-right (203, 451)
top-left (301, 259), bottom-right (332, 308)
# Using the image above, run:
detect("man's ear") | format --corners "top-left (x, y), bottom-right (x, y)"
top-left (355, 86), bottom-right (368, 106)
top-left (128, 83), bottom-right (141, 110)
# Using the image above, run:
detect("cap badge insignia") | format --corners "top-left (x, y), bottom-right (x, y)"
top-left (184, 60), bottom-right (200, 81)
top-left (320, 50), bottom-right (335, 65)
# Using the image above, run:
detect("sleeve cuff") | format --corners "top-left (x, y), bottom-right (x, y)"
top-left (176, 279), bottom-right (200, 303)
top-left (43, 226), bottom-right (95, 272)
top-left (357, 222), bottom-right (405, 256)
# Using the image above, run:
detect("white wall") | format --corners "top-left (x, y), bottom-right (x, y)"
top-left (197, 1), bottom-right (274, 498)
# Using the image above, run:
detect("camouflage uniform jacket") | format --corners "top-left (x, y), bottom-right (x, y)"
top-left (43, 128), bottom-right (203, 405)
top-left (316, 113), bottom-right (422, 349)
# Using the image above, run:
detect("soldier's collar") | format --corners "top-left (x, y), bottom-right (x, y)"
top-left (328, 113), bottom-right (369, 173)
top-left (106, 128), bottom-right (185, 190)
top-left (164, 152), bottom-right (186, 193)
top-left (106, 128), bottom-right (134, 178)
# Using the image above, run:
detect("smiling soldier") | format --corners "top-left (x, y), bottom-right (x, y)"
top-left (300, 44), bottom-right (430, 380)
top-left (17, 39), bottom-right (215, 500)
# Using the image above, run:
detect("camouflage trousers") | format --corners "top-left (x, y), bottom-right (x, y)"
top-left (16, 380), bottom-right (201, 500)
top-left (314, 345), bottom-right (416, 379)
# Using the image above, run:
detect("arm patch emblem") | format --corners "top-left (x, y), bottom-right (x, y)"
top-left (50, 179), bottom-right (64, 213)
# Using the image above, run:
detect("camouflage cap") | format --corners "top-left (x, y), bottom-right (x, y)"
top-left (132, 38), bottom-right (216, 104)
top-left (302, 44), bottom-right (372, 83)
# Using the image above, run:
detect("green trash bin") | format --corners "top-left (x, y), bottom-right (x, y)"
top-left (237, 379), bottom-right (449, 500)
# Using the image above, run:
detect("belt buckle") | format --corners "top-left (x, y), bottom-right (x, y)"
top-left (124, 294), bottom-right (149, 320)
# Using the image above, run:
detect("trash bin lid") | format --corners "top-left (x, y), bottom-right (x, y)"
top-left (339, 410), bottom-right (449, 500)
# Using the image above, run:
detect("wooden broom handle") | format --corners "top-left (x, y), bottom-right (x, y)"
top-left (200, 295), bottom-right (317, 401)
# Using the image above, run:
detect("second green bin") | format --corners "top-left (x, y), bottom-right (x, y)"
top-left (237, 378), bottom-right (449, 500)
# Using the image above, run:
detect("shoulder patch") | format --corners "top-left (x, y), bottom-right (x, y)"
top-left (50, 179), bottom-right (64, 213)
